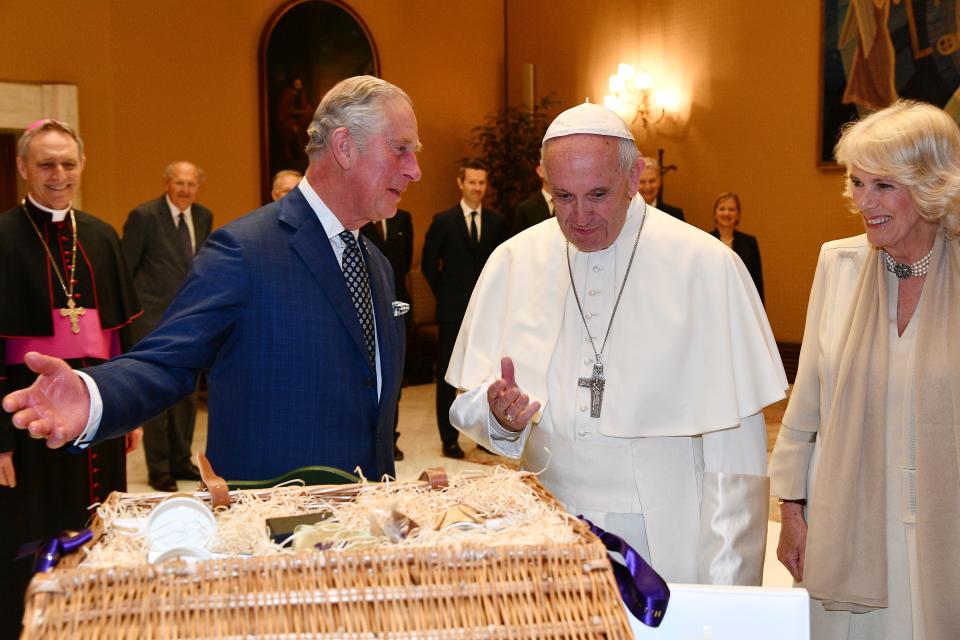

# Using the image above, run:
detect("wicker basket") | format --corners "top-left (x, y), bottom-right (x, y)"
top-left (21, 476), bottom-right (632, 639)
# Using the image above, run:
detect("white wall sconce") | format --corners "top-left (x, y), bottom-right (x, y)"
top-left (602, 63), bottom-right (678, 127)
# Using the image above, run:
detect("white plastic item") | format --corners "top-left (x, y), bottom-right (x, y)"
top-left (145, 495), bottom-right (216, 564)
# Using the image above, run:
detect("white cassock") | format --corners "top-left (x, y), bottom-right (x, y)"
top-left (447, 195), bottom-right (788, 585)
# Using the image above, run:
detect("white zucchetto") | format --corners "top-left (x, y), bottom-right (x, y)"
top-left (542, 102), bottom-right (635, 143)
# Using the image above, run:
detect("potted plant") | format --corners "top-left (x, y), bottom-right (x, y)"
top-left (467, 95), bottom-right (559, 220)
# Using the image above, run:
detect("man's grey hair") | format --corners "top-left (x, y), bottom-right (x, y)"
top-left (540, 136), bottom-right (640, 182)
top-left (17, 119), bottom-right (84, 160)
top-left (305, 75), bottom-right (412, 155)
top-left (640, 156), bottom-right (660, 174)
top-left (164, 161), bottom-right (205, 183)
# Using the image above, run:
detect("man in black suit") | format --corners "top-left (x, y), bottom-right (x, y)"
top-left (361, 208), bottom-right (413, 461)
top-left (422, 160), bottom-right (507, 458)
top-left (510, 163), bottom-right (554, 236)
top-left (638, 156), bottom-right (685, 221)
top-left (122, 161), bottom-right (213, 491)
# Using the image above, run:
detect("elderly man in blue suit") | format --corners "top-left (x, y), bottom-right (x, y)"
top-left (2, 76), bottom-right (421, 482)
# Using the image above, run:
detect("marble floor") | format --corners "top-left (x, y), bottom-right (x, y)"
top-left (125, 382), bottom-right (793, 587)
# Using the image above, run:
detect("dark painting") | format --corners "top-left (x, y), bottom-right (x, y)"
top-left (820, 0), bottom-right (960, 166)
top-left (260, 0), bottom-right (378, 200)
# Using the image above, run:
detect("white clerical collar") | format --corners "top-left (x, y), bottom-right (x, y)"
top-left (297, 177), bottom-right (355, 240)
top-left (27, 194), bottom-right (71, 222)
top-left (165, 194), bottom-right (192, 219)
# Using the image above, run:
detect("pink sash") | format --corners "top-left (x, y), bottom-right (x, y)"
top-left (4, 309), bottom-right (118, 364)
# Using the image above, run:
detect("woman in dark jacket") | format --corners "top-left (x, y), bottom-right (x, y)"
top-left (709, 192), bottom-right (764, 304)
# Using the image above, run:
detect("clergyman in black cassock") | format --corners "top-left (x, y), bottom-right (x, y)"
top-left (0, 121), bottom-right (141, 638)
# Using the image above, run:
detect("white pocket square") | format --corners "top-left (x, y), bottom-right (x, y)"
top-left (392, 301), bottom-right (410, 316)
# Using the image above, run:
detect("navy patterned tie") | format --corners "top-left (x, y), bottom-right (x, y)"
top-left (339, 230), bottom-right (376, 366)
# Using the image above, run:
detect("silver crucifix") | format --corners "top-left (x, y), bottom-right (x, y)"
top-left (578, 362), bottom-right (605, 418)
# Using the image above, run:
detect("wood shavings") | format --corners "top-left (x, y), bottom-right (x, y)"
top-left (80, 528), bottom-right (149, 568)
top-left (81, 467), bottom-right (578, 568)
top-left (212, 486), bottom-right (333, 555)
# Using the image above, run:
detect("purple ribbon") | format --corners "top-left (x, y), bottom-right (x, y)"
top-left (579, 516), bottom-right (670, 628)
top-left (17, 529), bottom-right (93, 573)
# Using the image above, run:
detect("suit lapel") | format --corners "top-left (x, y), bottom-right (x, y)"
top-left (361, 236), bottom-right (397, 394)
top-left (539, 193), bottom-right (551, 222)
top-left (361, 221), bottom-right (386, 252)
top-left (282, 196), bottom-right (373, 370)
top-left (190, 207), bottom-right (210, 246)
top-left (479, 210), bottom-right (497, 254)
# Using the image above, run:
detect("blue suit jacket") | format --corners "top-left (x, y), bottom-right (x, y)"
top-left (86, 189), bottom-right (404, 480)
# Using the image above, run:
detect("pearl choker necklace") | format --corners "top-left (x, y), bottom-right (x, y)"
top-left (882, 246), bottom-right (934, 279)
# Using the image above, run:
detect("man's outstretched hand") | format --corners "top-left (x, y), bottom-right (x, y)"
top-left (486, 357), bottom-right (541, 431)
top-left (2, 352), bottom-right (90, 449)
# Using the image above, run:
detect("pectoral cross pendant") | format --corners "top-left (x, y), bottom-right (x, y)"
top-left (578, 362), bottom-right (605, 418)
top-left (60, 298), bottom-right (85, 334)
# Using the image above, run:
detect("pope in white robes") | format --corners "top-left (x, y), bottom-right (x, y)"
top-left (447, 103), bottom-right (788, 585)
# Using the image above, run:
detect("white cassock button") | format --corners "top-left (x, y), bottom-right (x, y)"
top-left (579, 405), bottom-right (588, 412)
top-left (593, 265), bottom-right (603, 273)
top-left (585, 312), bottom-right (593, 319)
top-left (577, 430), bottom-right (590, 437)
top-left (584, 358), bottom-right (592, 365)
top-left (589, 289), bottom-right (599, 296)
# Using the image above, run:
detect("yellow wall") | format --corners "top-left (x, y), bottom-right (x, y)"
top-left (505, 0), bottom-right (864, 341)
top-left (1, 0), bottom-right (870, 341)
top-left (0, 0), bottom-right (504, 266)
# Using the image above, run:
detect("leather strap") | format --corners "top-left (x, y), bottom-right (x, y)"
top-left (197, 452), bottom-right (230, 509)
top-left (418, 467), bottom-right (449, 490)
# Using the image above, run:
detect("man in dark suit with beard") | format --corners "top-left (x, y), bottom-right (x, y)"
top-left (510, 163), bottom-right (554, 236)
top-left (421, 160), bottom-right (507, 458)
top-left (122, 161), bottom-right (213, 491)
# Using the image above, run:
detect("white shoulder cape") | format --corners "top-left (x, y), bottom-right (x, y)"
top-left (446, 195), bottom-right (788, 437)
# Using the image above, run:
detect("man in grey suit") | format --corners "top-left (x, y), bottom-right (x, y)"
top-left (637, 156), bottom-right (685, 221)
top-left (122, 161), bottom-right (213, 491)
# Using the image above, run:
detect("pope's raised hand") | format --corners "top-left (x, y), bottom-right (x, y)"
top-left (1, 352), bottom-right (90, 449)
top-left (487, 357), bottom-right (541, 432)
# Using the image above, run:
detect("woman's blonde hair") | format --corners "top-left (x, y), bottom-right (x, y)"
top-left (835, 100), bottom-right (960, 237)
